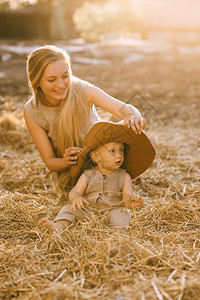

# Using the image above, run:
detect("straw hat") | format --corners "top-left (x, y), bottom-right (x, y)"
top-left (70, 122), bottom-right (156, 185)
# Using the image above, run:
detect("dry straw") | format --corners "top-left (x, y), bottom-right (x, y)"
top-left (0, 50), bottom-right (200, 300)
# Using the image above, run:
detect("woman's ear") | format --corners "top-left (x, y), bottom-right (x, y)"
top-left (90, 150), bottom-right (99, 164)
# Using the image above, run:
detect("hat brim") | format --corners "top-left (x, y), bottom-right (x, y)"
top-left (70, 122), bottom-right (155, 186)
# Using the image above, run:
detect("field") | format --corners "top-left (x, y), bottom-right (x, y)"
top-left (0, 40), bottom-right (200, 299)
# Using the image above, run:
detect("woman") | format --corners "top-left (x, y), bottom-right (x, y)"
top-left (24, 45), bottom-right (145, 194)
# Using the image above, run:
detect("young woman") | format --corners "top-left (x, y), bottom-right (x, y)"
top-left (24, 45), bottom-right (145, 194)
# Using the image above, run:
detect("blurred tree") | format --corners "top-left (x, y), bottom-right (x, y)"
top-left (49, 0), bottom-right (109, 39)
top-left (73, 0), bottom-right (144, 41)
top-left (0, 0), bottom-right (10, 9)
top-left (0, 0), bottom-right (39, 9)
top-left (0, 0), bottom-right (108, 10)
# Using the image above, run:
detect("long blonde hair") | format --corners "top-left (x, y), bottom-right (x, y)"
top-left (27, 45), bottom-right (90, 193)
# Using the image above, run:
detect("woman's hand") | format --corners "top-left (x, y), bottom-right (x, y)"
top-left (63, 147), bottom-right (82, 166)
top-left (123, 116), bottom-right (145, 134)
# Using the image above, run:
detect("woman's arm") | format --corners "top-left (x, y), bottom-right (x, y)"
top-left (24, 109), bottom-right (80, 172)
top-left (122, 173), bottom-right (144, 208)
top-left (69, 173), bottom-right (89, 211)
top-left (86, 84), bottom-right (145, 134)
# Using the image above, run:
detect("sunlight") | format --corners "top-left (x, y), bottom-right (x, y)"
top-left (73, 0), bottom-right (145, 41)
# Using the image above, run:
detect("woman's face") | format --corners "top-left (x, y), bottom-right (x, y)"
top-left (39, 59), bottom-right (70, 107)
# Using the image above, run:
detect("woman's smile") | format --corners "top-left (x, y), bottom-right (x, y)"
top-left (53, 89), bottom-right (66, 95)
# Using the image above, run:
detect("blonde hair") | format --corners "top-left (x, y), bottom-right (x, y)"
top-left (27, 45), bottom-right (90, 193)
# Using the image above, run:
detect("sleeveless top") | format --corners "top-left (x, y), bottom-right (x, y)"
top-left (24, 83), bottom-right (101, 151)
top-left (83, 167), bottom-right (126, 209)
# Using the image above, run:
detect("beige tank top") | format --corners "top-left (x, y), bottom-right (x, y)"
top-left (24, 84), bottom-right (101, 151)
top-left (83, 167), bottom-right (126, 209)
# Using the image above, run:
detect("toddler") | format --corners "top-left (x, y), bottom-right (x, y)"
top-left (38, 121), bottom-right (155, 230)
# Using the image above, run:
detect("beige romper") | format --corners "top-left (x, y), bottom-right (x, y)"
top-left (54, 168), bottom-right (131, 227)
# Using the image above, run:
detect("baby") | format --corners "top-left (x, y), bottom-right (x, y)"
top-left (38, 122), bottom-right (155, 230)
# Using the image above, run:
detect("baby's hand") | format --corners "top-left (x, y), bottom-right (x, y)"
top-left (70, 197), bottom-right (89, 212)
top-left (124, 194), bottom-right (144, 209)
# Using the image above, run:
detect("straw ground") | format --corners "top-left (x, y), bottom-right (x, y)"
top-left (0, 42), bottom-right (200, 299)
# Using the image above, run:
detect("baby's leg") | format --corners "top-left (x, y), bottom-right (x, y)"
top-left (108, 207), bottom-right (131, 228)
top-left (38, 204), bottom-right (75, 231)
top-left (38, 218), bottom-right (71, 231)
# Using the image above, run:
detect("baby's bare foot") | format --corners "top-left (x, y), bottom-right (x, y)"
top-left (38, 218), bottom-right (68, 231)
top-left (132, 200), bottom-right (143, 207)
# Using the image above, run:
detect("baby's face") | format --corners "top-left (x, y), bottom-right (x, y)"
top-left (95, 142), bottom-right (124, 172)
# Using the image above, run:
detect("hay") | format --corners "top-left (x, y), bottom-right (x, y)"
top-left (0, 44), bottom-right (200, 300)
